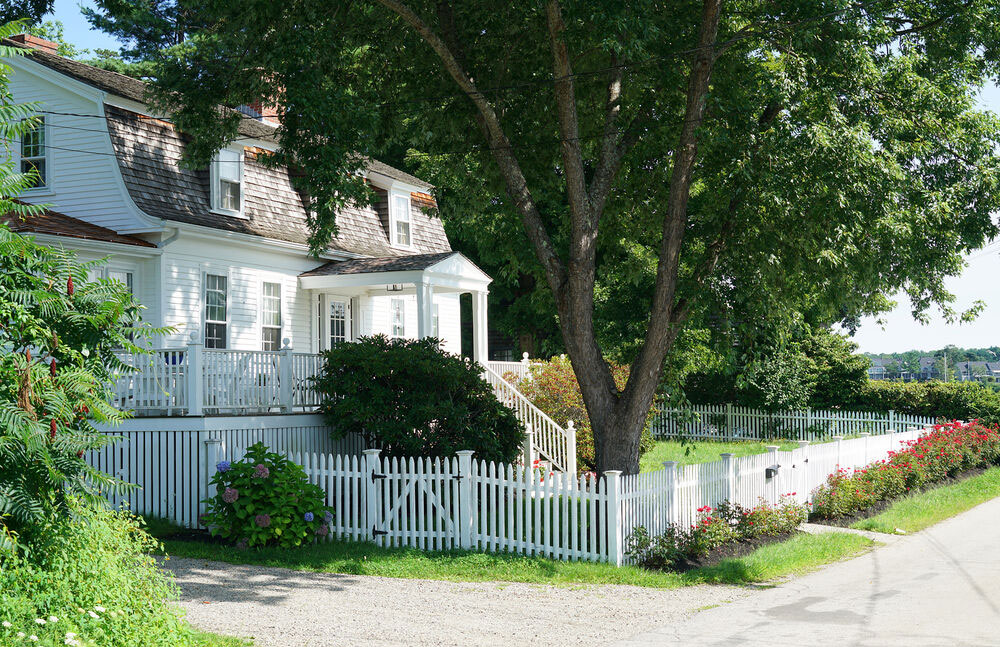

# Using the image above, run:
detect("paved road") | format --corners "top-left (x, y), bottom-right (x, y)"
top-left (615, 496), bottom-right (1000, 646)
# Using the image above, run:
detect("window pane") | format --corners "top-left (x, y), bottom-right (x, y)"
top-left (108, 270), bottom-right (133, 295)
top-left (205, 323), bottom-right (227, 349)
top-left (20, 159), bottom-right (45, 188)
top-left (391, 299), bottom-right (405, 337)
top-left (261, 327), bottom-right (281, 351)
top-left (21, 119), bottom-right (44, 157)
top-left (393, 195), bottom-right (411, 246)
top-left (396, 220), bottom-right (410, 246)
top-left (432, 304), bottom-right (440, 338)
top-left (221, 179), bottom-right (241, 211)
top-left (217, 149), bottom-right (241, 182)
top-left (205, 274), bottom-right (227, 329)
top-left (262, 282), bottom-right (281, 327)
top-left (330, 300), bottom-right (347, 346)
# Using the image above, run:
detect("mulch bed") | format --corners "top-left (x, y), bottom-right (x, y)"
top-left (806, 465), bottom-right (991, 529)
top-left (670, 531), bottom-right (800, 572)
top-left (158, 527), bottom-right (227, 544)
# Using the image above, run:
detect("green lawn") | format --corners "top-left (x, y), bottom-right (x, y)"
top-left (192, 631), bottom-right (252, 647)
top-left (158, 530), bottom-right (872, 589)
top-left (852, 466), bottom-right (1000, 534)
top-left (641, 439), bottom-right (802, 472)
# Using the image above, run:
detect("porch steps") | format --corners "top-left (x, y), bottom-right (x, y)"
top-left (482, 363), bottom-right (577, 473)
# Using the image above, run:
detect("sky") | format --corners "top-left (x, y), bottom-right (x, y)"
top-left (43, 1), bottom-right (1000, 356)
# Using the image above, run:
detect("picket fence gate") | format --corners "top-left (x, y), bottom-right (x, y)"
top-left (651, 403), bottom-right (936, 441)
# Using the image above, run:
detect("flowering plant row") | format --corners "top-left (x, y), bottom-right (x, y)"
top-left (202, 443), bottom-right (334, 548)
top-left (811, 420), bottom-right (1000, 519)
top-left (625, 496), bottom-right (807, 570)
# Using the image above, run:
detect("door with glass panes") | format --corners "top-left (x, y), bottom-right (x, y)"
top-left (316, 294), bottom-right (352, 351)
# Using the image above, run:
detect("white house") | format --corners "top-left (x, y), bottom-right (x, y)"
top-left (0, 36), bottom-right (574, 526)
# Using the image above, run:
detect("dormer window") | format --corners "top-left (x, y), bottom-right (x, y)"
top-left (210, 148), bottom-right (244, 217)
top-left (20, 116), bottom-right (47, 189)
top-left (391, 193), bottom-right (412, 247)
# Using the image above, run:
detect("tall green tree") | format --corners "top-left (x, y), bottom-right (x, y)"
top-left (95, 0), bottom-right (1000, 473)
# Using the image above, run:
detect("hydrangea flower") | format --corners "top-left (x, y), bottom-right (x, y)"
top-left (216, 460), bottom-right (231, 473)
top-left (253, 464), bottom-right (270, 479)
top-left (303, 512), bottom-right (314, 522)
top-left (315, 524), bottom-right (329, 537)
top-left (324, 511), bottom-right (333, 523)
top-left (222, 487), bottom-right (239, 504)
top-left (255, 514), bottom-right (271, 528)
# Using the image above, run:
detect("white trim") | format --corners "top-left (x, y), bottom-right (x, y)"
top-left (389, 190), bottom-right (414, 250)
top-left (172, 220), bottom-right (364, 261)
top-left (260, 279), bottom-right (283, 351)
top-left (17, 113), bottom-right (53, 196)
top-left (390, 297), bottom-right (406, 338)
top-left (23, 233), bottom-right (160, 257)
top-left (94, 412), bottom-right (327, 433)
top-left (201, 267), bottom-right (231, 349)
top-left (209, 147), bottom-right (245, 218)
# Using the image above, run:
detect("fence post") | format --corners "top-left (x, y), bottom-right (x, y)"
top-left (456, 450), bottom-right (475, 550)
top-left (805, 407), bottom-right (813, 440)
top-left (833, 435), bottom-right (844, 468)
top-left (522, 423), bottom-right (535, 467)
top-left (725, 403), bottom-right (734, 440)
top-left (362, 449), bottom-right (381, 543)
top-left (766, 445), bottom-right (780, 504)
top-left (521, 351), bottom-right (530, 376)
top-left (604, 470), bottom-right (622, 566)
top-left (860, 432), bottom-right (871, 465)
top-left (566, 420), bottom-right (577, 475)
top-left (186, 332), bottom-right (203, 416)
top-left (888, 409), bottom-right (896, 433)
top-left (202, 437), bottom-right (222, 521)
top-left (720, 453), bottom-right (735, 502)
top-left (663, 461), bottom-right (679, 523)
top-left (797, 440), bottom-right (810, 504)
top-left (278, 338), bottom-right (293, 412)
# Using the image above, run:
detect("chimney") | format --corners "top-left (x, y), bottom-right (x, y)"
top-left (9, 33), bottom-right (59, 55)
top-left (245, 99), bottom-right (282, 125)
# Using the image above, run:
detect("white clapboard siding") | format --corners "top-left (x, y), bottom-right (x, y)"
top-left (651, 404), bottom-right (936, 441)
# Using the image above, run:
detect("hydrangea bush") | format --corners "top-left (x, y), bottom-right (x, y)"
top-left (202, 443), bottom-right (334, 548)
top-left (626, 496), bottom-right (807, 570)
top-left (811, 420), bottom-right (1000, 519)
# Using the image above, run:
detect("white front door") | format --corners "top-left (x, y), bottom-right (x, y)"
top-left (317, 294), bottom-right (352, 351)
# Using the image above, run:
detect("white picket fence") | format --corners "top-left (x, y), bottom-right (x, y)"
top-left (651, 403), bottom-right (936, 441)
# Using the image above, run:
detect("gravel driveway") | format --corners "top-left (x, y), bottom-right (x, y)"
top-left (163, 558), bottom-right (747, 646)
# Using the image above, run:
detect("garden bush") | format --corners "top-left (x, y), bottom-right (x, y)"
top-left (844, 381), bottom-right (1000, 426)
top-left (316, 335), bottom-right (523, 464)
top-left (516, 355), bottom-right (655, 472)
top-left (810, 420), bottom-right (1000, 519)
top-left (202, 442), bottom-right (334, 548)
top-left (0, 505), bottom-right (203, 647)
top-left (626, 496), bottom-right (807, 570)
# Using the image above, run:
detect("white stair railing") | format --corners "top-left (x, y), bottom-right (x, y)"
top-left (482, 363), bottom-right (577, 474)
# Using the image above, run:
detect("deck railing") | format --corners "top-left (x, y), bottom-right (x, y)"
top-left (486, 353), bottom-right (534, 383)
top-left (112, 335), bottom-right (324, 416)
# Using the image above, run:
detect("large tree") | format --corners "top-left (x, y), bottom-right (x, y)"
top-left (93, 0), bottom-right (1000, 473)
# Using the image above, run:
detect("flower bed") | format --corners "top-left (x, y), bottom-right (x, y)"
top-left (626, 496), bottom-right (808, 571)
top-left (810, 420), bottom-right (1000, 522)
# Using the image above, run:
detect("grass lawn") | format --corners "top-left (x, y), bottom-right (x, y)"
top-left (157, 529), bottom-right (872, 589)
top-left (851, 466), bottom-right (1000, 534)
top-left (640, 439), bottom-right (802, 472)
top-left (192, 630), bottom-right (252, 647)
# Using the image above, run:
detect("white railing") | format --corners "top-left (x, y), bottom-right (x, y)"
top-left (111, 335), bottom-right (324, 416)
top-left (651, 403), bottom-right (937, 441)
top-left (111, 349), bottom-right (188, 414)
top-left (482, 363), bottom-right (577, 474)
top-left (486, 352), bottom-right (534, 383)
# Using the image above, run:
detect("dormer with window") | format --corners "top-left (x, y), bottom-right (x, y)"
top-left (210, 148), bottom-right (244, 217)
top-left (390, 192), bottom-right (413, 249)
top-left (20, 116), bottom-right (49, 192)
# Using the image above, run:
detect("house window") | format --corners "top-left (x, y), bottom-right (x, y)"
top-left (391, 298), bottom-right (405, 338)
top-left (210, 148), bottom-right (243, 216)
top-left (204, 273), bottom-right (228, 349)
top-left (21, 117), bottom-right (47, 189)
top-left (432, 303), bottom-right (440, 339)
top-left (330, 300), bottom-right (347, 346)
top-left (107, 269), bottom-right (134, 295)
top-left (391, 194), bottom-right (411, 247)
top-left (261, 282), bottom-right (282, 351)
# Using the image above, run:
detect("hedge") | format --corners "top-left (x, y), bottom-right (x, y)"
top-left (842, 381), bottom-right (1000, 427)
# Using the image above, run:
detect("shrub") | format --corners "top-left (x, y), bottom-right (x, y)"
top-left (516, 355), bottom-right (655, 471)
top-left (810, 420), bottom-right (1000, 519)
top-left (316, 335), bottom-right (523, 464)
top-left (202, 443), bottom-right (333, 548)
top-left (844, 381), bottom-right (1000, 426)
top-left (0, 506), bottom-right (201, 647)
top-left (626, 496), bottom-right (807, 570)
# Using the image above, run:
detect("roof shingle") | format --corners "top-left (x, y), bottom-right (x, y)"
top-left (2, 207), bottom-right (156, 247)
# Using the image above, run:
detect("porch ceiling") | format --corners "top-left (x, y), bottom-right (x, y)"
top-left (298, 251), bottom-right (491, 293)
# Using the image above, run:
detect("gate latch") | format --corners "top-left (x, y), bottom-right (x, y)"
top-left (371, 526), bottom-right (388, 537)
top-left (371, 472), bottom-right (386, 482)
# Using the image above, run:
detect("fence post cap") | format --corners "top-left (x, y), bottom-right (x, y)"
top-left (603, 470), bottom-right (622, 478)
top-left (455, 450), bottom-right (476, 458)
top-left (833, 435), bottom-right (845, 440)
top-left (719, 452), bottom-right (734, 459)
top-left (860, 432), bottom-right (871, 437)
top-left (567, 420), bottom-right (575, 431)
top-left (797, 440), bottom-right (810, 448)
top-left (522, 351), bottom-right (530, 360)
top-left (188, 331), bottom-right (201, 343)
top-left (362, 448), bottom-right (382, 456)
top-left (765, 445), bottom-right (779, 451)
top-left (203, 437), bottom-right (222, 446)
top-left (662, 460), bottom-right (679, 469)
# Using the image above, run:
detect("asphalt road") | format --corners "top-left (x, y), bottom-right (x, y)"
top-left (614, 496), bottom-right (1000, 647)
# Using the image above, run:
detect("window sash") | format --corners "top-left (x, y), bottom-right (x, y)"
top-left (261, 282), bottom-right (282, 350)
top-left (205, 274), bottom-right (228, 348)
top-left (330, 300), bottom-right (347, 346)
top-left (21, 117), bottom-right (46, 188)
top-left (392, 195), bottom-right (411, 246)
top-left (432, 304), bottom-right (440, 338)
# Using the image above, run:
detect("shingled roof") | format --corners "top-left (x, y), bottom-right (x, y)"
top-left (2, 207), bottom-right (156, 248)
top-left (4, 39), bottom-right (433, 189)
top-left (300, 251), bottom-right (459, 277)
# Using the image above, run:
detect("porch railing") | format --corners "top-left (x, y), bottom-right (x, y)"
top-left (486, 352), bottom-right (534, 383)
top-left (112, 334), bottom-right (324, 416)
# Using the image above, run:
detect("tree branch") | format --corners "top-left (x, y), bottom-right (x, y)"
top-left (373, 0), bottom-right (567, 290)
top-left (894, 1), bottom-right (972, 36)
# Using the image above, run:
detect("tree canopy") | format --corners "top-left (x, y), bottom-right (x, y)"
top-left (85, 0), bottom-right (1000, 471)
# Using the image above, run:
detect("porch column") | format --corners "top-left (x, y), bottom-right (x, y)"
top-left (472, 289), bottom-right (489, 363)
top-left (415, 280), bottom-right (435, 339)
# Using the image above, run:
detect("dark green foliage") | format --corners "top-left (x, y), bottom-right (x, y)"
top-left (316, 335), bottom-right (523, 464)
top-left (845, 381), bottom-right (1000, 427)
top-left (0, 506), bottom-right (203, 646)
top-left (801, 329), bottom-right (872, 409)
top-left (202, 443), bottom-right (333, 549)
